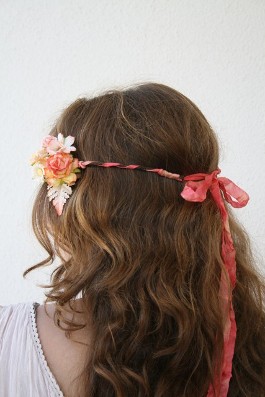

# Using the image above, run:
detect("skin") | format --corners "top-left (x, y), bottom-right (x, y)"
top-left (36, 299), bottom-right (90, 397)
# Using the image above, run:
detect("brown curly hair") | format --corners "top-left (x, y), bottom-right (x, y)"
top-left (23, 82), bottom-right (265, 396)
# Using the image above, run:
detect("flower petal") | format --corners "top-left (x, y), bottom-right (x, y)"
top-left (64, 135), bottom-right (75, 147)
top-left (57, 133), bottom-right (64, 143)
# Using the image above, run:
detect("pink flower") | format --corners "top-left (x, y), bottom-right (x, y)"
top-left (42, 136), bottom-right (62, 155)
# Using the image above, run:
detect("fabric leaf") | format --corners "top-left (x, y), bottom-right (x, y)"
top-left (47, 183), bottom-right (72, 216)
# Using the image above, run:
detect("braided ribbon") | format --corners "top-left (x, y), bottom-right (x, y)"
top-left (80, 161), bottom-right (249, 396)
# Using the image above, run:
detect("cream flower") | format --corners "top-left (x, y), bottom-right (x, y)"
top-left (57, 133), bottom-right (76, 153)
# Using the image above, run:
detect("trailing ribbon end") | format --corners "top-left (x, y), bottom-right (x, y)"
top-left (179, 169), bottom-right (249, 397)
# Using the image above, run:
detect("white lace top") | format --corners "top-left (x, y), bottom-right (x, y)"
top-left (0, 301), bottom-right (64, 397)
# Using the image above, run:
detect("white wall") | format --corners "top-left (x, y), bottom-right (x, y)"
top-left (0, 0), bottom-right (264, 305)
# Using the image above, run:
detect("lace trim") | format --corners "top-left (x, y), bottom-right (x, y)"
top-left (29, 302), bottom-right (64, 397)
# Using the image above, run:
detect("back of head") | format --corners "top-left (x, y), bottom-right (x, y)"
top-left (24, 82), bottom-right (265, 397)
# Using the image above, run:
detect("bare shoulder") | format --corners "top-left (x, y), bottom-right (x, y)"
top-left (36, 300), bottom-right (90, 396)
top-left (36, 299), bottom-right (90, 355)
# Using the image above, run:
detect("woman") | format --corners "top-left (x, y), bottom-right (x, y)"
top-left (0, 82), bottom-right (264, 396)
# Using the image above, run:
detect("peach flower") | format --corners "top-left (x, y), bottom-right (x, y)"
top-left (44, 153), bottom-right (80, 186)
top-left (46, 152), bottom-right (73, 177)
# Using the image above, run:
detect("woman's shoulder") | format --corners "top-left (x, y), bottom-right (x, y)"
top-left (35, 300), bottom-right (90, 396)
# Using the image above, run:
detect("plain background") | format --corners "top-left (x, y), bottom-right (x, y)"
top-left (0, 0), bottom-right (264, 305)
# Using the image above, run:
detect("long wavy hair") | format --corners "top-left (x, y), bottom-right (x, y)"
top-left (23, 82), bottom-right (265, 397)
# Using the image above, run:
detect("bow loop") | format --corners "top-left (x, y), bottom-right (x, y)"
top-left (180, 169), bottom-right (220, 203)
top-left (180, 179), bottom-right (211, 202)
top-left (180, 169), bottom-right (249, 209)
top-left (218, 177), bottom-right (249, 208)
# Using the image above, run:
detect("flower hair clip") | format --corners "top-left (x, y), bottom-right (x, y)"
top-left (30, 133), bottom-right (81, 215)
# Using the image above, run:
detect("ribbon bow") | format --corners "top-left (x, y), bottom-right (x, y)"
top-left (180, 167), bottom-right (249, 397)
